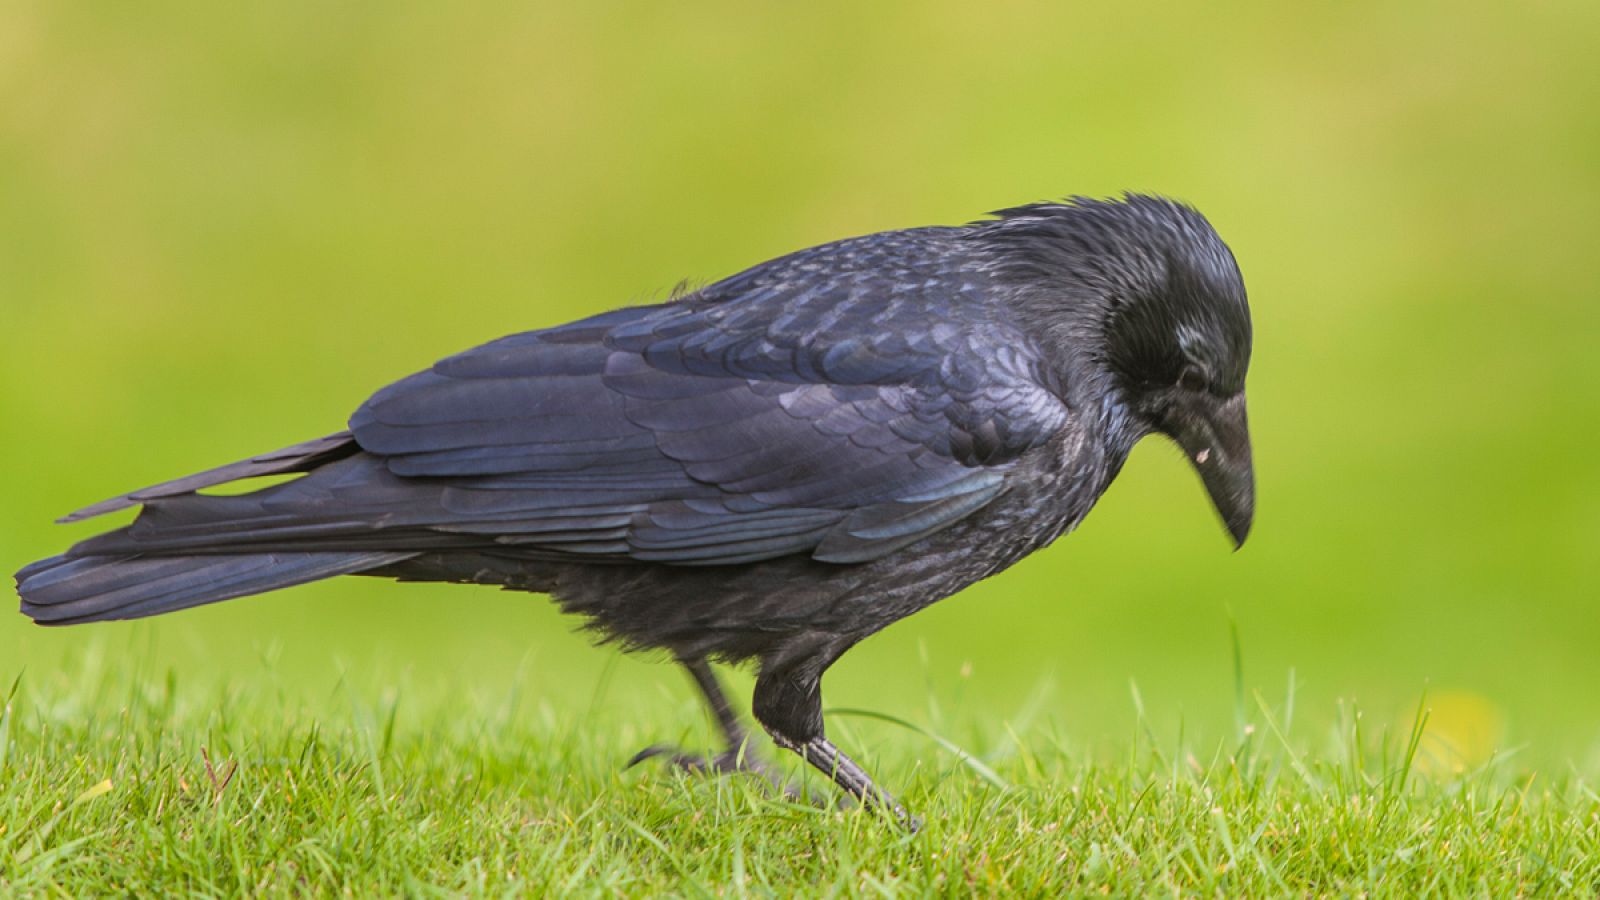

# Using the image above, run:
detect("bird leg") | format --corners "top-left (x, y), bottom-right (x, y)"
top-left (768, 732), bottom-right (921, 831)
top-left (752, 642), bottom-right (921, 831)
top-left (628, 657), bottom-right (789, 791)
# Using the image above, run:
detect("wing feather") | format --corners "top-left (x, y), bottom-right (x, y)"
top-left (87, 229), bottom-right (1072, 567)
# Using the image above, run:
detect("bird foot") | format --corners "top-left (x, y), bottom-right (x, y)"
top-left (770, 733), bottom-right (923, 832)
top-left (626, 744), bottom-right (799, 799)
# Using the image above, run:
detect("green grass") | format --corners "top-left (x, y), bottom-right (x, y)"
top-left (5, 641), bottom-right (1598, 896)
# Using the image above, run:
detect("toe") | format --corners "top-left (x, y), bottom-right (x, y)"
top-left (628, 744), bottom-right (801, 799)
top-left (625, 744), bottom-right (678, 769)
top-left (627, 744), bottom-right (717, 773)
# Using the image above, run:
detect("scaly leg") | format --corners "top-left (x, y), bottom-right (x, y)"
top-left (752, 636), bottom-right (921, 831)
top-left (768, 732), bottom-right (920, 831)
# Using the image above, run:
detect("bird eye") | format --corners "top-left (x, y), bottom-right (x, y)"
top-left (1178, 366), bottom-right (1208, 392)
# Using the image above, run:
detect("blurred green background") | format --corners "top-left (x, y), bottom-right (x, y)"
top-left (3, 2), bottom-right (1597, 768)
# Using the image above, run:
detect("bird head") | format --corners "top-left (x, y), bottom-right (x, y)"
top-left (1109, 286), bottom-right (1254, 549)
top-left (984, 195), bottom-right (1255, 547)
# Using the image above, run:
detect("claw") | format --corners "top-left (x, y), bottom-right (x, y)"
top-left (627, 742), bottom-right (799, 799)
top-left (625, 744), bottom-right (677, 770)
top-left (626, 745), bottom-right (733, 773)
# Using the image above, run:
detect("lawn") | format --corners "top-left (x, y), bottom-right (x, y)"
top-left (5, 635), bottom-right (1598, 895)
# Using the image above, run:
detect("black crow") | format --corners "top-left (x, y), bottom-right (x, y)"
top-left (16, 194), bottom-right (1253, 827)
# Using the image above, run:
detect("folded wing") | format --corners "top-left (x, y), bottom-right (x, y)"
top-left (75, 232), bottom-right (1074, 566)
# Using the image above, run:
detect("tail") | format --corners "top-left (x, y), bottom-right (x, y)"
top-left (17, 431), bottom-right (414, 626)
top-left (17, 551), bottom-right (412, 626)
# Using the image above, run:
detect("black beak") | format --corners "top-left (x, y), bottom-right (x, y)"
top-left (1170, 392), bottom-right (1254, 548)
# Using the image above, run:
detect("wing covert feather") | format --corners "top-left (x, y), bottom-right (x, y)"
top-left (329, 232), bottom-right (1076, 565)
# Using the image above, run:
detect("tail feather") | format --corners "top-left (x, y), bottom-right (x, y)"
top-left (59, 432), bottom-right (358, 524)
top-left (19, 433), bottom-right (420, 626)
top-left (17, 551), bottom-right (413, 626)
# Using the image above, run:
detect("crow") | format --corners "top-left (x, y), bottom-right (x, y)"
top-left (16, 194), bottom-right (1253, 828)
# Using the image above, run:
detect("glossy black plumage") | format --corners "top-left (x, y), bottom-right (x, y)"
top-left (16, 194), bottom-right (1255, 825)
